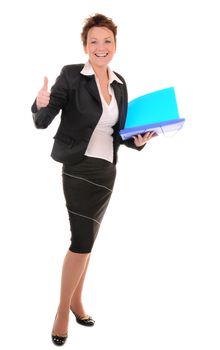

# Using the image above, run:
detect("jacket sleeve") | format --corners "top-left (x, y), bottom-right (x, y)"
top-left (31, 66), bottom-right (69, 129)
top-left (121, 137), bottom-right (146, 151)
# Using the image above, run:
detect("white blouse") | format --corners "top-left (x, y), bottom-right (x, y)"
top-left (81, 62), bottom-right (123, 163)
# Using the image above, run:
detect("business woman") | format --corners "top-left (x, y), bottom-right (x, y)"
top-left (32, 13), bottom-right (155, 346)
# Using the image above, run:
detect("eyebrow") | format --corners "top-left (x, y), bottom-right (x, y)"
top-left (89, 36), bottom-right (113, 40)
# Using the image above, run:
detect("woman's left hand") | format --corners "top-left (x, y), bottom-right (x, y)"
top-left (133, 131), bottom-right (157, 147)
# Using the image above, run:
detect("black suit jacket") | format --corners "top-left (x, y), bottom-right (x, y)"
top-left (31, 64), bottom-right (143, 164)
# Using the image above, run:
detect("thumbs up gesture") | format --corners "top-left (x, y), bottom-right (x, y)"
top-left (36, 77), bottom-right (50, 110)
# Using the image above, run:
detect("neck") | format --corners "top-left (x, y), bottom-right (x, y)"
top-left (91, 63), bottom-right (109, 81)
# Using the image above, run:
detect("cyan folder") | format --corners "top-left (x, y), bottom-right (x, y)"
top-left (119, 87), bottom-right (185, 140)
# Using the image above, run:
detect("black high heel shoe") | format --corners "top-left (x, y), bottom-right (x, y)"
top-left (51, 334), bottom-right (68, 346)
top-left (70, 307), bottom-right (95, 327)
top-left (51, 314), bottom-right (68, 346)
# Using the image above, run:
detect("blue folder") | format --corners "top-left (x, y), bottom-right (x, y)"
top-left (119, 87), bottom-right (185, 140)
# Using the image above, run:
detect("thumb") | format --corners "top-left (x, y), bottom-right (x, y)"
top-left (42, 76), bottom-right (49, 91)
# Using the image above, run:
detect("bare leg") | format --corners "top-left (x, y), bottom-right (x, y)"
top-left (70, 255), bottom-right (91, 316)
top-left (52, 250), bottom-right (90, 336)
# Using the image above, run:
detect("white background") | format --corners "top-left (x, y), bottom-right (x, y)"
top-left (0, 0), bottom-right (220, 349)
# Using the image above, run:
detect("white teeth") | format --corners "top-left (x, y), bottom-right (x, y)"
top-left (95, 53), bottom-right (108, 57)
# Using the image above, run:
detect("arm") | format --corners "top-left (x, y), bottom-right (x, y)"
top-left (31, 66), bottom-right (68, 129)
top-left (121, 131), bottom-right (156, 150)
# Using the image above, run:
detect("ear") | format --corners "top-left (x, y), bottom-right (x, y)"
top-left (83, 44), bottom-right (88, 54)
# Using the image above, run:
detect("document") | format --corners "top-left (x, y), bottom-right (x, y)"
top-left (119, 87), bottom-right (185, 141)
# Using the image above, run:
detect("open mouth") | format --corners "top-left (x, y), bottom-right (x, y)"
top-left (95, 53), bottom-right (108, 58)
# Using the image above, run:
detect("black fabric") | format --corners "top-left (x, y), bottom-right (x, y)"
top-left (62, 156), bottom-right (116, 253)
top-left (31, 64), bottom-right (144, 165)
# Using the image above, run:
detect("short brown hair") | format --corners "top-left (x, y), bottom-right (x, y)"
top-left (81, 13), bottom-right (117, 46)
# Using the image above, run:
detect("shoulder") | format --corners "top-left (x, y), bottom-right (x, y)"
top-left (60, 64), bottom-right (84, 76)
top-left (56, 64), bottom-right (86, 88)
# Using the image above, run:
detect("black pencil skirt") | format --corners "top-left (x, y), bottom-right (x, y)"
top-left (62, 156), bottom-right (116, 253)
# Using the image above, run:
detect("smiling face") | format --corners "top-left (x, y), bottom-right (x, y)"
top-left (84, 26), bottom-right (116, 70)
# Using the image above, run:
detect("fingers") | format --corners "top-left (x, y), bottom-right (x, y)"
top-left (134, 134), bottom-right (142, 143)
top-left (133, 134), bottom-right (143, 147)
top-left (42, 76), bottom-right (49, 91)
top-left (37, 90), bottom-right (50, 108)
top-left (143, 131), bottom-right (156, 142)
top-left (36, 76), bottom-right (50, 110)
top-left (133, 131), bottom-right (156, 147)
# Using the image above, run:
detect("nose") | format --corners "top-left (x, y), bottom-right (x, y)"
top-left (96, 41), bottom-right (105, 50)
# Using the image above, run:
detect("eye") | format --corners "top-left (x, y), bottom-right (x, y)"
top-left (105, 40), bottom-right (112, 44)
top-left (90, 40), bottom-right (97, 44)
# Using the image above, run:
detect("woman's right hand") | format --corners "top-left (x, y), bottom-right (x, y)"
top-left (36, 77), bottom-right (50, 110)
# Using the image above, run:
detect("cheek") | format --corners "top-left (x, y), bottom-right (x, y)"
top-left (111, 44), bottom-right (116, 53)
top-left (84, 44), bottom-right (91, 54)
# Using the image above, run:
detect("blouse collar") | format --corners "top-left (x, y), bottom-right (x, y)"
top-left (80, 61), bottom-right (123, 85)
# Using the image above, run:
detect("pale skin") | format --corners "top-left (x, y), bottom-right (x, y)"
top-left (36, 26), bottom-right (156, 337)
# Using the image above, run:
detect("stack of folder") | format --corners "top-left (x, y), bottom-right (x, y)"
top-left (119, 87), bottom-right (185, 140)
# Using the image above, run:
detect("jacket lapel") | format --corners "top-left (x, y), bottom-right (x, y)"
top-left (84, 76), bottom-right (101, 104)
top-left (84, 76), bottom-right (126, 129)
top-left (112, 82), bottom-right (126, 129)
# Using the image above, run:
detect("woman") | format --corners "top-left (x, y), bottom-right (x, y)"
top-left (32, 13), bottom-right (155, 346)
